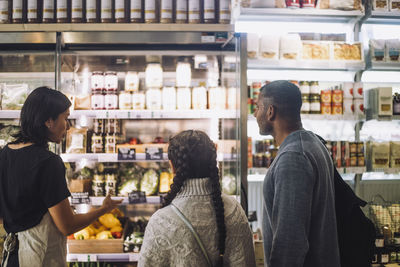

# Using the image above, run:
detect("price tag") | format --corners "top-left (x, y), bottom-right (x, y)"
top-left (70, 192), bottom-right (90, 205)
top-left (128, 191), bottom-right (147, 204)
top-left (76, 254), bottom-right (97, 262)
top-left (118, 147), bottom-right (136, 161)
top-left (201, 33), bottom-right (215, 43)
top-left (129, 253), bottom-right (139, 262)
top-left (216, 32), bottom-right (228, 43)
top-left (145, 147), bottom-right (163, 160)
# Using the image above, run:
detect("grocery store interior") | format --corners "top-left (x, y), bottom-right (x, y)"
top-left (0, 0), bottom-right (400, 266)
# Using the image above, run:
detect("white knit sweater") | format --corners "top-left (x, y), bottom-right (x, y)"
top-left (138, 178), bottom-right (256, 267)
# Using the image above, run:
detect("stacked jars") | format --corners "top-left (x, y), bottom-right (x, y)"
top-left (91, 71), bottom-right (118, 110)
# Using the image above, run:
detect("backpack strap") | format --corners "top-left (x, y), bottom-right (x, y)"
top-left (171, 203), bottom-right (213, 267)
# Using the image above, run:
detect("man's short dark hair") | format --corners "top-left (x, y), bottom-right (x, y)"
top-left (259, 80), bottom-right (302, 121)
top-left (11, 86), bottom-right (71, 147)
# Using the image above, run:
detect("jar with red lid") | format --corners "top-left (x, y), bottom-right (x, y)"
top-left (301, 0), bottom-right (315, 8)
top-left (91, 71), bottom-right (104, 92)
top-left (91, 92), bottom-right (105, 110)
top-left (286, 0), bottom-right (300, 8)
top-left (105, 92), bottom-right (118, 110)
top-left (104, 71), bottom-right (118, 92)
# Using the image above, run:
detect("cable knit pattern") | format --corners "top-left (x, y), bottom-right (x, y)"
top-left (138, 178), bottom-right (256, 267)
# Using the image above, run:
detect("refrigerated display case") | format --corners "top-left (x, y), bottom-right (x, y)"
top-left (0, 24), bottom-right (247, 264)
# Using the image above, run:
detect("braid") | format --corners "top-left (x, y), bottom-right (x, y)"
top-left (163, 145), bottom-right (190, 207)
top-left (209, 142), bottom-right (226, 267)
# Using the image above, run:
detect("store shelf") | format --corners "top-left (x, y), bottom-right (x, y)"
top-left (248, 114), bottom-right (364, 122)
top-left (362, 171), bottom-right (400, 180)
top-left (60, 153), bottom-right (236, 162)
top-left (248, 59), bottom-right (365, 71)
top-left (67, 253), bottom-right (139, 262)
top-left (89, 196), bottom-right (161, 206)
top-left (367, 11), bottom-right (400, 25)
top-left (0, 23), bottom-right (234, 32)
top-left (0, 110), bottom-right (20, 119)
top-left (337, 166), bottom-right (366, 174)
top-left (234, 7), bottom-right (364, 23)
top-left (69, 109), bottom-right (238, 119)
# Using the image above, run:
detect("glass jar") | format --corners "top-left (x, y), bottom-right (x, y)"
top-left (105, 119), bottom-right (119, 134)
top-left (119, 91), bottom-right (133, 110)
top-left (130, 0), bottom-right (142, 22)
top-left (42, 0), bottom-right (54, 22)
top-left (310, 81), bottom-right (320, 94)
top-left (104, 71), bottom-right (118, 92)
top-left (91, 92), bottom-right (105, 110)
top-left (86, 0), bottom-right (98, 22)
top-left (92, 176), bottom-right (105, 196)
top-left (310, 94), bottom-right (321, 114)
top-left (144, 0), bottom-right (157, 23)
top-left (176, 62), bottom-right (191, 87)
top-left (227, 87), bottom-right (237, 110)
top-left (12, 0), bottom-right (23, 23)
top-left (27, 0), bottom-right (38, 23)
top-left (91, 133), bottom-right (104, 153)
top-left (177, 87), bottom-right (191, 110)
top-left (175, 0), bottom-right (187, 23)
top-left (105, 173), bottom-right (117, 196)
top-left (101, 0), bottom-right (113, 22)
top-left (125, 71), bottom-right (139, 91)
top-left (219, 0), bottom-right (230, 24)
top-left (301, 94), bottom-right (310, 114)
top-left (145, 63), bottom-right (163, 88)
top-left (71, 0), bottom-right (83, 22)
top-left (105, 92), bottom-right (118, 110)
top-left (188, 0), bottom-right (200, 23)
top-left (91, 71), bottom-right (104, 91)
top-left (203, 0), bottom-right (215, 23)
top-left (208, 87), bottom-right (226, 110)
top-left (56, 0), bottom-right (68, 22)
top-left (132, 92), bottom-right (146, 110)
top-left (192, 86), bottom-right (207, 110)
top-left (105, 134), bottom-right (116, 153)
top-left (160, 0), bottom-right (172, 23)
top-left (146, 88), bottom-right (162, 110)
top-left (115, 0), bottom-right (126, 22)
top-left (0, 0), bottom-right (8, 23)
top-left (299, 81), bottom-right (310, 95)
top-left (94, 119), bottom-right (104, 134)
top-left (162, 86), bottom-right (176, 110)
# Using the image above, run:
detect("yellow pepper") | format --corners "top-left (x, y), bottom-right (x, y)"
top-left (110, 225), bottom-right (123, 233)
top-left (74, 228), bottom-right (90, 240)
top-left (99, 213), bottom-right (121, 228)
top-left (96, 231), bottom-right (113, 240)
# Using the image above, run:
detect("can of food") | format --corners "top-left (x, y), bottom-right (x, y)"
top-left (301, 94), bottom-right (310, 114)
top-left (332, 103), bottom-right (343, 115)
top-left (357, 155), bottom-right (365, 166)
top-left (321, 89), bottom-right (332, 104)
top-left (357, 142), bottom-right (364, 154)
top-left (321, 103), bottom-right (331, 115)
top-left (350, 142), bottom-right (357, 153)
top-left (332, 89), bottom-right (343, 104)
top-left (310, 94), bottom-right (321, 114)
top-left (350, 156), bottom-right (358, 167)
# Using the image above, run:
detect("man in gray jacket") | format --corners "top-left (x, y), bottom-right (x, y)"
top-left (254, 80), bottom-right (340, 267)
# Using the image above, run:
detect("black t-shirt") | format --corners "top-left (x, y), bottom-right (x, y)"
top-left (0, 144), bottom-right (71, 233)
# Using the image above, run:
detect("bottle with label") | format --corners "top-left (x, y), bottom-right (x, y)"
top-left (175, 0), bottom-right (187, 23)
top-left (125, 71), bottom-right (139, 91)
top-left (132, 91), bottom-right (145, 110)
top-left (0, 0), bottom-right (9, 23)
top-left (92, 173), bottom-right (105, 196)
top-left (42, 0), bottom-right (54, 22)
top-left (115, 0), bottom-right (125, 22)
top-left (160, 0), bottom-right (172, 23)
top-left (162, 86), bottom-right (176, 110)
top-left (12, 0), bottom-right (23, 23)
top-left (105, 134), bottom-right (116, 153)
top-left (56, 0), bottom-right (68, 22)
top-left (27, 0), bottom-right (38, 23)
top-left (188, 0), bottom-right (200, 23)
top-left (144, 0), bottom-right (157, 23)
top-left (86, 0), bottom-right (98, 22)
top-left (219, 0), bottom-right (230, 24)
top-left (71, 0), bottom-right (83, 22)
top-left (92, 133), bottom-right (104, 153)
top-left (146, 88), bottom-right (162, 110)
top-left (105, 173), bottom-right (117, 196)
top-left (101, 0), bottom-right (113, 22)
top-left (192, 86), bottom-right (207, 110)
top-left (203, 0), bottom-right (215, 23)
top-left (130, 0), bottom-right (142, 23)
top-left (177, 87), bottom-right (191, 110)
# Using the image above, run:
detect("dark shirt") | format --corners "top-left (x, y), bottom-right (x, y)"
top-left (0, 144), bottom-right (70, 233)
top-left (262, 130), bottom-right (340, 267)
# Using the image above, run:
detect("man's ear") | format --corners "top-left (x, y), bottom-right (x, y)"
top-left (267, 105), bottom-right (276, 121)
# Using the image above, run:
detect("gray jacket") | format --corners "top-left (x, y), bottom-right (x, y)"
top-left (262, 130), bottom-right (340, 267)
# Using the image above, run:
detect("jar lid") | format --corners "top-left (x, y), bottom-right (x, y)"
top-left (105, 71), bottom-right (117, 75)
top-left (92, 71), bottom-right (104, 75)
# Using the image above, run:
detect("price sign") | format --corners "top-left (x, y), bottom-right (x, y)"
top-left (145, 147), bottom-right (163, 160)
top-left (70, 192), bottom-right (90, 205)
top-left (128, 191), bottom-right (147, 204)
top-left (76, 254), bottom-right (97, 262)
top-left (118, 147), bottom-right (136, 161)
top-left (201, 32), bottom-right (216, 43)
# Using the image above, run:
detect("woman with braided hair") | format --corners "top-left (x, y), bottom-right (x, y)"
top-left (138, 130), bottom-right (255, 267)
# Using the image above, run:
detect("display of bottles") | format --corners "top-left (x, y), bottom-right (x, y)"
top-left (27, 0), bottom-right (38, 23)
top-left (175, 0), bottom-right (187, 23)
top-left (130, 0), bottom-right (142, 23)
top-left (188, 0), bottom-right (200, 23)
top-left (101, 0), bottom-right (113, 23)
top-left (144, 0), bottom-right (157, 23)
top-left (71, 0), bottom-right (83, 23)
top-left (56, 0), bottom-right (68, 23)
top-left (115, 0), bottom-right (126, 23)
top-left (219, 0), bottom-right (230, 24)
top-left (160, 0), bottom-right (172, 23)
top-left (42, 0), bottom-right (55, 22)
top-left (86, 0), bottom-right (98, 22)
top-left (203, 0), bottom-right (215, 23)
top-left (12, 0), bottom-right (23, 23)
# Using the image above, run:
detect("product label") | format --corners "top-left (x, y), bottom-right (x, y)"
top-left (0, 1), bottom-right (7, 21)
top-left (145, 147), bottom-right (163, 160)
top-left (12, 0), bottom-right (22, 19)
top-left (128, 191), bottom-right (147, 204)
top-left (86, 0), bottom-right (96, 19)
top-left (43, 0), bottom-right (54, 19)
top-left (57, 0), bottom-right (67, 19)
top-left (27, 0), bottom-right (38, 19)
top-left (115, 0), bottom-right (125, 19)
top-left (71, 134), bottom-right (84, 149)
top-left (118, 147), bottom-right (136, 161)
top-left (71, 192), bottom-right (90, 205)
top-left (72, 0), bottom-right (83, 19)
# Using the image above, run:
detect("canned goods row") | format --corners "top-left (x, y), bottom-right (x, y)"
top-left (327, 141), bottom-right (365, 168)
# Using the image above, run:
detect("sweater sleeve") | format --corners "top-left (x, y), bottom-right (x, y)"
top-left (268, 152), bottom-right (315, 267)
top-left (138, 212), bottom-right (170, 267)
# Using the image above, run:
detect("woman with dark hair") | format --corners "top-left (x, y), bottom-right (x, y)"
top-left (139, 130), bottom-right (255, 267)
top-left (0, 87), bottom-right (122, 267)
